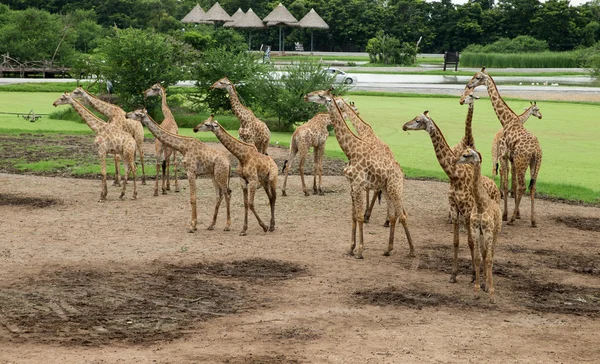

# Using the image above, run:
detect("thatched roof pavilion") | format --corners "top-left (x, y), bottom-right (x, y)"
top-left (223, 8), bottom-right (245, 28)
top-left (205, 2), bottom-right (233, 23)
top-left (262, 3), bottom-right (299, 54)
top-left (181, 4), bottom-right (214, 24)
top-left (298, 9), bottom-right (329, 53)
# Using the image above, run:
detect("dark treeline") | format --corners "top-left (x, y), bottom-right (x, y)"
top-left (2, 0), bottom-right (600, 53)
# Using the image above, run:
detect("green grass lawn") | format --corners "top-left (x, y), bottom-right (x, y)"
top-left (1, 91), bottom-right (598, 204)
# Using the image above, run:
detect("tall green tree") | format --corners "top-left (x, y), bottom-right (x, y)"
top-left (531, 0), bottom-right (579, 51)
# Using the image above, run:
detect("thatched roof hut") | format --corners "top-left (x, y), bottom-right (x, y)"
top-left (181, 4), bottom-right (214, 24)
top-left (298, 9), bottom-right (329, 53)
top-left (205, 2), bottom-right (233, 23)
top-left (223, 8), bottom-right (245, 27)
top-left (262, 3), bottom-right (299, 54)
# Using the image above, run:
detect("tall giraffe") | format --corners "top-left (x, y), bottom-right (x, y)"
top-left (53, 92), bottom-right (137, 201)
top-left (144, 83), bottom-right (180, 195)
top-left (455, 148), bottom-right (502, 303)
top-left (127, 109), bottom-right (231, 232)
top-left (194, 115), bottom-right (277, 236)
top-left (281, 112), bottom-right (331, 196)
top-left (461, 68), bottom-right (542, 227)
top-left (71, 87), bottom-right (146, 185)
top-left (338, 99), bottom-right (392, 227)
top-left (305, 89), bottom-right (415, 259)
top-left (210, 77), bottom-right (271, 154)
top-left (492, 102), bottom-right (542, 199)
top-left (402, 111), bottom-right (500, 283)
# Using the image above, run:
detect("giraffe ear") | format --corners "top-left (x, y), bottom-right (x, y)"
top-left (481, 66), bottom-right (486, 72)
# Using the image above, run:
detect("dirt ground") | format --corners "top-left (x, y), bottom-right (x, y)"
top-left (1, 139), bottom-right (600, 364)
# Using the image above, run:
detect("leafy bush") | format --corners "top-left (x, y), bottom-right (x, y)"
top-left (178, 26), bottom-right (246, 53)
top-left (96, 27), bottom-right (198, 109)
top-left (463, 36), bottom-right (549, 54)
top-left (366, 31), bottom-right (417, 65)
top-left (578, 41), bottom-right (600, 77)
top-left (254, 60), bottom-right (347, 132)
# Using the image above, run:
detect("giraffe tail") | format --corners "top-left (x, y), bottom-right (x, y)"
top-left (529, 178), bottom-right (535, 190)
top-left (227, 165), bottom-right (232, 194)
top-left (377, 190), bottom-right (382, 204)
top-left (282, 160), bottom-right (288, 173)
top-left (162, 159), bottom-right (166, 174)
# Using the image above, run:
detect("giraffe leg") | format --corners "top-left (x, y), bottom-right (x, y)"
top-left (450, 215), bottom-right (460, 283)
top-left (154, 143), bottom-right (162, 196)
top-left (472, 228), bottom-right (482, 300)
top-left (113, 155), bottom-right (121, 186)
top-left (298, 153), bottom-right (309, 196)
top-left (248, 181), bottom-right (269, 232)
top-left (165, 149), bottom-right (172, 192)
top-left (240, 181), bottom-right (249, 236)
top-left (529, 154), bottom-right (541, 228)
top-left (224, 185), bottom-right (232, 231)
top-left (351, 185), bottom-right (366, 259)
top-left (188, 170), bottom-right (198, 233)
top-left (137, 139), bottom-right (146, 185)
top-left (119, 154), bottom-right (128, 199)
top-left (161, 149), bottom-right (169, 195)
top-left (173, 150), bottom-right (180, 193)
top-left (466, 218), bottom-right (477, 283)
top-left (398, 208), bottom-right (415, 257)
top-left (312, 146), bottom-right (319, 194)
top-left (510, 160), bottom-right (517, 200)
top-left (128, 152), bottom-right (137, 200)
top-left (509, 170), bottom-right (526, 225)
top-left (208, 181), bottom-right (222, 231)
top-left (281, 149), bottom-right (296, 197)
top-left (99, 154), bottom-right (108, 202)
top-left (501, 157), bottom-right (509, 221)
top-left (267, 180), bottom-right (277, 232)
top-left (315, 144), bottom-right (325, 195)
top-left (364, 189), bottom-right (375, 223)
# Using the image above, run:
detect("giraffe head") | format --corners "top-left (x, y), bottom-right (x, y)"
top-left (402, 111), bottom-right (433, 132)
top-left (52, 92), bottom-right (72, 107)
top-left (125, 108), bottom-right (148, 122)
top-left (460, 67), bottom-right (489, 104)
top-left (461, 89), bottom-right (479, 106)
top-left (304, 89), bottom-right (333, 106)
top-left (144, 83), bottom-right (164, 98)
top-left (346, 100), bottom-right (360, 114)
top-left (454, 148), bottom-right (482, 166)
top-left (193, 114), bottom-right (219, 133)
top-left (528, 102), bottom-right (543, 119)
top-left (71, 86), bottom-right (86, 99)
top-left (211, 77), bottom-right (233, 90)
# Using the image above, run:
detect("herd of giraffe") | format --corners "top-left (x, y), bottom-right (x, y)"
top-left (51, 68), bottom-right (543, 302)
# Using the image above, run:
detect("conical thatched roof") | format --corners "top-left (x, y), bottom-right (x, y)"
top-left (223, 8), bottom-right (245, 27)
top-left (205, 2), bottom-right (233, 22)
top-left (298, 8), bottom-right (329, 29)
top-left (235, 9), bottom-right (266, 29)
top-left (181, 4), bottom-right (214, 24)
top-left (263, 3), bottom-right (298, 26)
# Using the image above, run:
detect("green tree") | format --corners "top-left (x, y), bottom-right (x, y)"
top-left (532, 0), bottom-right (579, 51)
top-left (96, 27), bottom-right (198, 109)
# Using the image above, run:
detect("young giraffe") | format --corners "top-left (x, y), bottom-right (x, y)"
top-left (402, 111), bottom-right (500, 283)
top-left (281, 112), bottom-right (331, 196)
top-left (338, 99), bottom-right (392, 227)
top-left (144, 83), bottom-right (180, 195)
top-left (455, 148), bottom-right (502, 303)
top-left (71, 86), bottom-right (147, 185)
top-left (53, 92), bottom-right (137, 201)
top-left (194, 115), bottom-right (277, 236)
top-left (210, 77), bottom-right (271, 155)
top-left (127, 109), bottom-right (231, 232)
top-left (305, 89), bottom-right (415, 259)
top-left (461, 68), bottom-right (542, 227)
top-left (492, 102), bottom-right (542, 199)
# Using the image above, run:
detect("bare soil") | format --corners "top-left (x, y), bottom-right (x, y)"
top-left (1, 139), bottom-right (599, 363)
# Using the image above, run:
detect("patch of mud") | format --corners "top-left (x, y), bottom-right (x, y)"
top-left (354, 286), bottom-right (484, 310)
top-left (270, 327), bottom-right (321, 341)
top-left (223, 355), bottom-right (301, 364)
top-left (555, 216), bottom-right (600, 232)
top-left (0, 193), bottom-right (61, 208)
top-left (403, 245), bottom-right (600, 316)
top-left (168, 258), bottom-right (308, 282)
top-left (505, 245), bottom-right (600, 277)
top-left (0, 260), bottom-right (296, 346)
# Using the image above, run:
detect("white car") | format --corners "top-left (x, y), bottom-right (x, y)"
top-left (325, 68), bottom-right (358, 84)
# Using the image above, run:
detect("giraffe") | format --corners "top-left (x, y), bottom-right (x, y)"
top-left (402, 111), bottom-right (500, 283)
top-left (338, 99), bottom-right (392, 227)
top-left (144, 83), bottom-right (180, 196)
top-left (455, 148), bottom-right (501, 303)
top-left (305, 89), bottom-right (415, 259)
top-left (281, 112), bottom-right (331, 196)
top-left (210, 77), bottom-right (271, 155)
top-left (194, 115), bottom-right (277, 236)
top-left (71, 86), bottom-right (146, 186)
top-left (492, 102), bottom-right (542, 199)
top-left (53, 92), bottom-right (137, 201)
top-left (127, 109), bottom-right (231, 232)
top-left (461, 68), bottom-right (542, 227)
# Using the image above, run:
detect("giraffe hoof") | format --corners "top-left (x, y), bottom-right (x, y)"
top-left (175, 188), bottom-right (180, 193)
top-left (354, 254), bottom-right (364, 260)
top-left (119, 193), bottom-right (125, 199)
top-left (262, 226), bottom-right (269, 232)
top-left (223, 227), bottom-right (231, 232)
top-left (383, 221), bottom-right (390, 228)
top-left (531, 222), bottom-right (537, 228)
top-left (269, 226), bottom-right (275, 232)
top-left (206, 226), bottom-right (215, 231)
top-left (142, 181), bottom-right (147, 186)
top-left (502, 215), bottom-right (508, 221)
top-left (304, 191), bottom-right (310, 196)
top-left (319, 191), bottom-right (324, 196)
top-left (188, 228), bottom-right (196, 233)
top-left (282, 191), bottom-right (287, 197)
top-left (239, 231), bottom-right (247, 236)
top-left (449, 275), bottom-right (457, 283)
top-left (347, 250), bottom-right (355, 257)
top-left (154, 192), bottom-right (159, 197)
top-left (162, 191), bottom-right (167, 195)
top-left (383, 251), bottom-right (391, 257)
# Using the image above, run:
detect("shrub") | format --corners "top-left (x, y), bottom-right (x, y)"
top-left (460, 51), bottom-right (579, 68)
top-left (463, 35), bottom-right (548, 54)
top-left (366, 31), bottom-right (417, 65)
top-left (578, 41), bottom-right (600, 77)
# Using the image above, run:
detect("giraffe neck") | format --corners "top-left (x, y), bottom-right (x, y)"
top-left (426, 120), bottom-right (457, 179)
top-left (211, 124), bottom-right (255, 162)
top-left (463, 102), bottom-right (475, 147)
top-left (225, 84), bottom-right (251, 126)
top-left (326, 100), bottom-right (362, 159)
top-left (82, 91), bottom-right (124, 124)
top-left (518, 106), bottom-right (533, 124)
top-left (343, 102), bottom-right (373, 137)
top-left (69, 98), bottom-right (106, 134)
top-left (485, 76), bottom-right (519, 127)
top-left (141, 114), bottom-right (189, 154)
top-left (471, 162), bottom-right (488, 214)
top-left (159, 87), bottom-right (175, 121)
